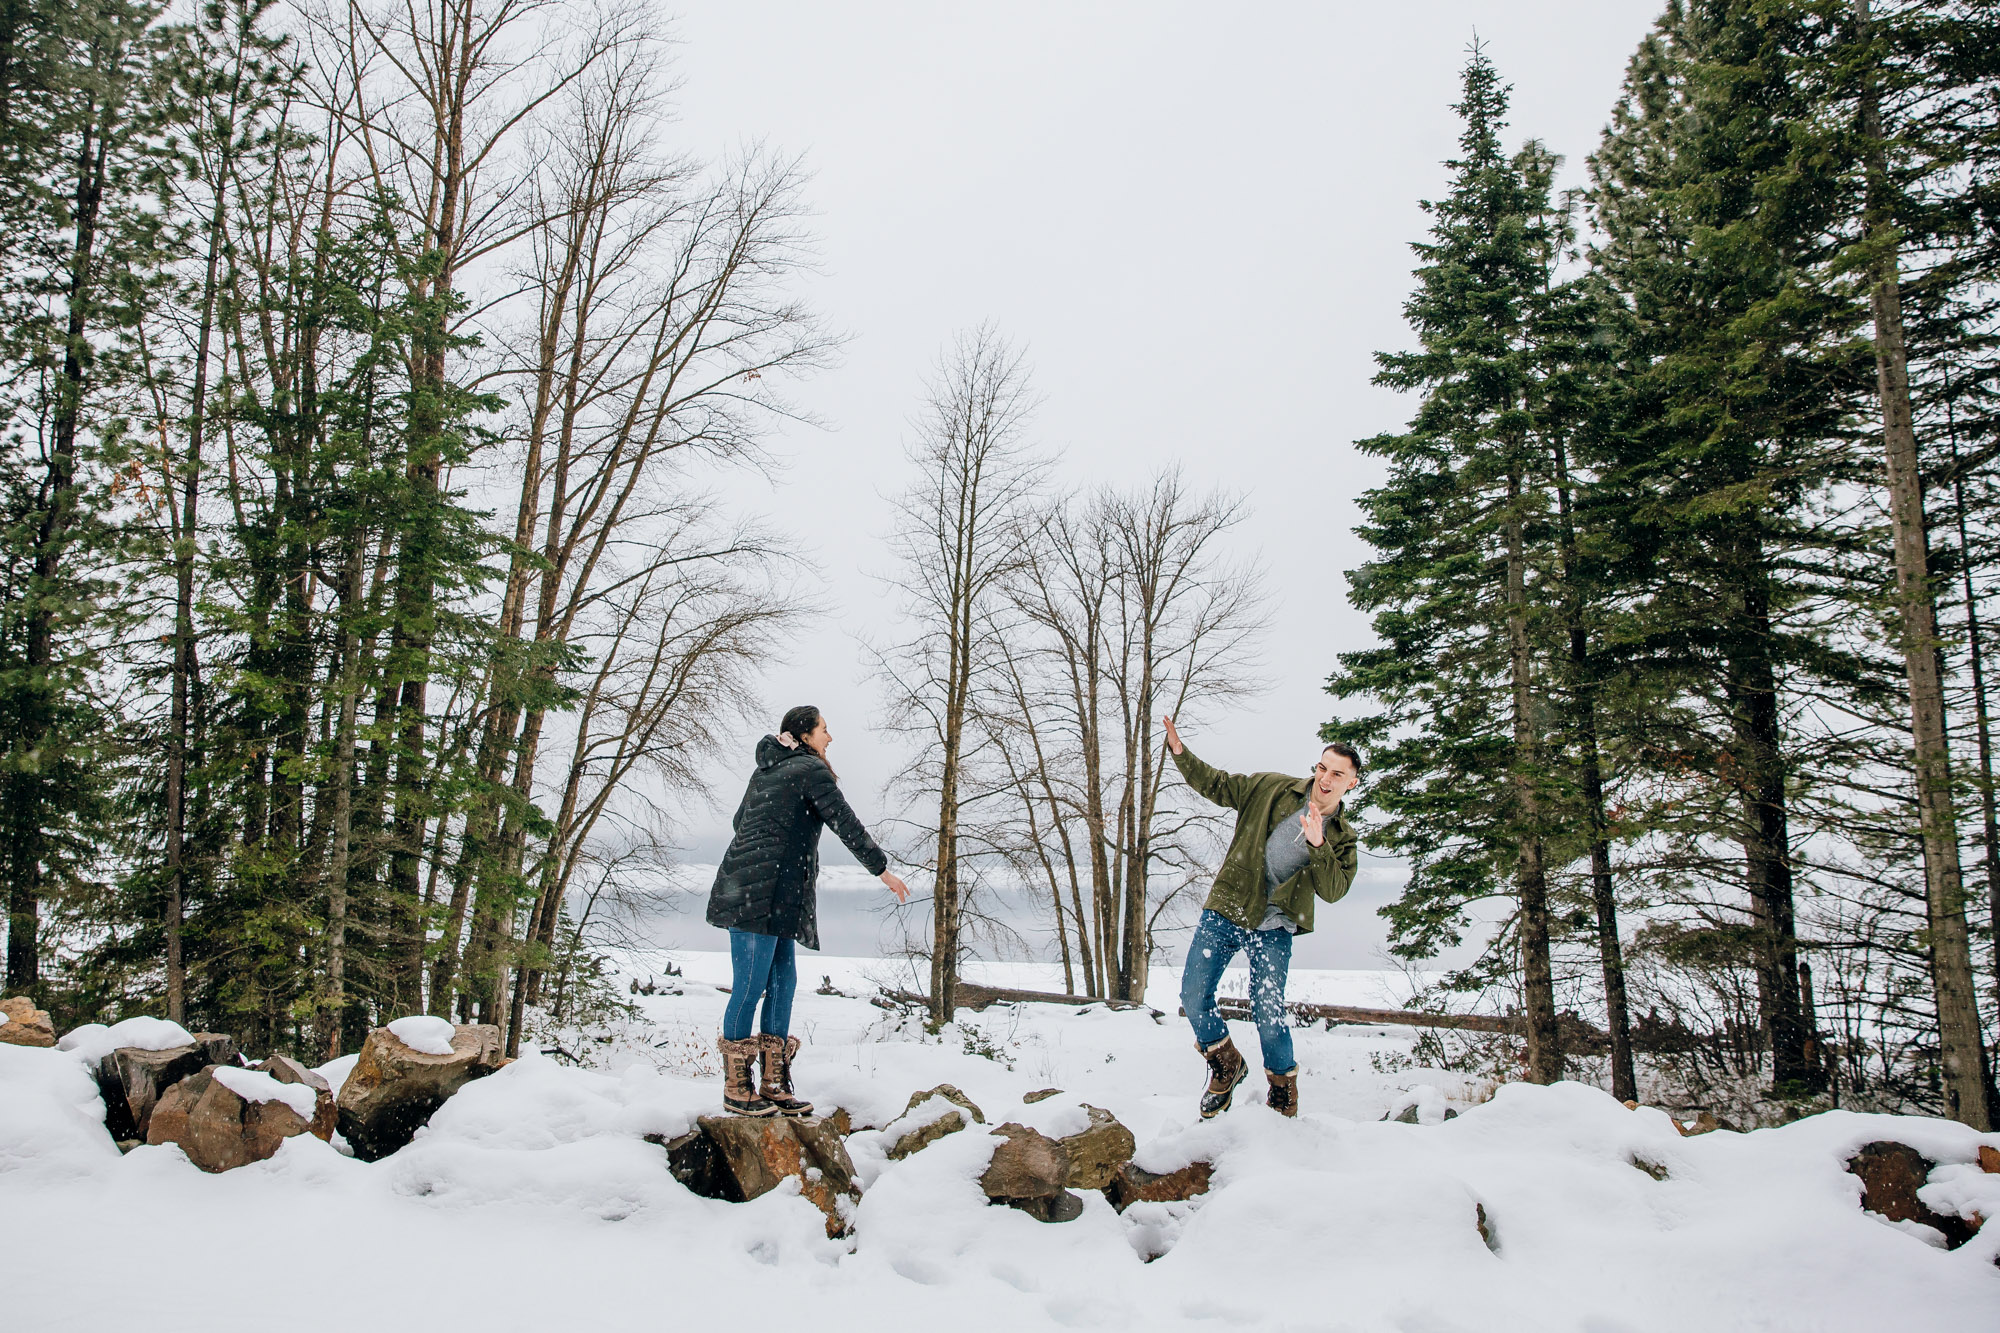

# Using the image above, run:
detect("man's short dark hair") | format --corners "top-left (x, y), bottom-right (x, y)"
top-left (1321, 741), bottom-right (1363, 781)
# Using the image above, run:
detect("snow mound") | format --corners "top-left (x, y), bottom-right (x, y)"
top-left (212, 1066), bottom-right (318, 1121)
top-left (386, 1015), bottom-right (456, 1056)
top-left (3, 956), bottom-right (1998, 1333)
top-left (57, 1016), bottom-right (196, 1063)
top-left (0, 1045), bottom-right (120, 1182)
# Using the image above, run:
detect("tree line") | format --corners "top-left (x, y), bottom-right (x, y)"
top-left (1335, 0), bottom-right (2000, 1129)
top-left (0, 0), bottom-right (817, 1058)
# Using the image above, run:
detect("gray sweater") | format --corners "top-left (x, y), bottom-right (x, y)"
top-left (1259, 802), bottom-right (1317, 933)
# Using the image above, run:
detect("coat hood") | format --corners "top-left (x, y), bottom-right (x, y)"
top-left (755, 733), bottom-right (814, 772)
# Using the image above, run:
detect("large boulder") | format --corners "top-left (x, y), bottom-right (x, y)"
top-left (980, 1122), bottom-right (1082, 1222)
top-left (1846, 1140), bottom-right (1978, 1249)
top-left (96, 1043), bottom-right (218, 1141)
top-left (658, 1115), bottom-right (860, 1238)
top-left (147, 1066), bottom-right (318, 1172)
top-left (254, 1055), bottom-right (336, 1141)
top-left (1104, 1159), bottom-right (1213, 1213)
top-left (1057, 1105), bottom-right (1136, 1191)
top-left (335, 1021), bottom-right (503, 1161)
top-left (0, 996), bottom-right (56, 1048)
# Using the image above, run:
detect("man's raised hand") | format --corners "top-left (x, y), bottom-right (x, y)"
top-left (1162, 714), bottom-right (1184, 756)
top-left (1299, 805), bottom-right (1324, 848)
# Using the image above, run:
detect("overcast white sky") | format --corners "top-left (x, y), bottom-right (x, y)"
top-left (648, 2), bottom-right (1665, 963)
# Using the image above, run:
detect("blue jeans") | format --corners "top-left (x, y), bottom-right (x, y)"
top-left (722, 929), bottom-right (796, 1041)
top-left (1180, 908), bottom-right (1295, 1073)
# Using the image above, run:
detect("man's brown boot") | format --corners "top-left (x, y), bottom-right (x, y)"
top-left (718, 1036), bottom-right (775, 1116)
top-left (1267, 1067), bottom-right (1298, 1118)
top-left (757, 1033), bottom-right (814, 1117)
top-left (1198, 1036), bottom-right (1248, 1119)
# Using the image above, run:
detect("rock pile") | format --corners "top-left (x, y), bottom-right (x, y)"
top-left (65, 1015), bottom-right (499, 1170)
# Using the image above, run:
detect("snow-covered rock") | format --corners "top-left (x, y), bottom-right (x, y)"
top-left (147, 1066), bottom-right (319, 1173)
top-left (385, 1015), bottom-right (456, 1056)
top-left (58, 1016), bottom-right (196, 1063)
top-left (93, 1041), bottom-right (223, 1142)
top-left (335, 1021), bottom-right (504, 1161)
top-left (253, 1054), bottom-right (337, 1140)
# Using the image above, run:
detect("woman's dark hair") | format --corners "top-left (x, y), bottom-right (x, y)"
top-left (779, 705), bottom-right (822, 743)
top-left (1321, 740), bottom-right (1364, 781)
top-left (780, 704), bottom-right (835, 780)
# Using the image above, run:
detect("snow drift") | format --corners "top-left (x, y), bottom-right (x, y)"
top-left (1, 955), bottom-right (1995, 1332)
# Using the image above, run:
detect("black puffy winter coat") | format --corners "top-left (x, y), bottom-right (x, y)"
top-left (705, 735), bottom-right (889, 949)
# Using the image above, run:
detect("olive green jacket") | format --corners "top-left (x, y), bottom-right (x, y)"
top-left (1173, 745), bottom-right (1358, 935)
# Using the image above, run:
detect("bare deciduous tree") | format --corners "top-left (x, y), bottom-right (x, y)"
top-left (874, 327), bottom-right (1044, 1020)
top-left (980, 473), bottom-right (1265, 1001)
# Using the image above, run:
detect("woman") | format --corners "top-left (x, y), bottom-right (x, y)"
top-left (706, 705), bottom-right (910, 1116)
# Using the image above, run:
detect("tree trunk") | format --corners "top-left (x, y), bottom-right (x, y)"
top-left (164, 149), bottom-right (233, 1024)
top-left (1946, 416), bottom-right (2000, 1000)
top-left (1505, 474), bottom-right (1561, 1083)
top-left (1551, 440), bottom-right (1636, 1101)
top-left (1730, 562), bottom-right (1815, 1092)
top-left (322, 535), bottom-right (365, 1058)
top-left (1857, 0), bottom-right (1990, 1128)
top-left (6, 83), bottom-right (110, 994)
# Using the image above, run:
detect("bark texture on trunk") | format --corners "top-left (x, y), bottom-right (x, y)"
top-left (1505, 476), bottom-right (1560, 1083)
top-left (1857, 0), bottom-right (1990, 1129)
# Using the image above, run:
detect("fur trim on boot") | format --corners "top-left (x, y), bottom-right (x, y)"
top-left (1199, 1035), bottom-right (1249, 1119)
top-left (1266, 1067), bottom-right (1298, 1118)
top-left (758, 1033), bottom-right (814, 1117)
top-left (719, 1036), bottom-right (775, 1116)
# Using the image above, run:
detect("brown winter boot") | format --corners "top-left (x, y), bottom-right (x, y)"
top-left (758, 1033), bottom-right (814, 1117)
top-left (718, 1036), bottom-right (775, 1116)
top-left (1198, 1036), bottom-right (1249, 1119)
top-left (1266, 1067), bottom-right (1298, 1118)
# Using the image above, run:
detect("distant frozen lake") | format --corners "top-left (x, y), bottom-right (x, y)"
top-left (620, 860), bottom-right (1416, 972)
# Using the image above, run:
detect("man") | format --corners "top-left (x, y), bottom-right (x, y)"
top-left (1164, 714), bottom-right (1360, 1119)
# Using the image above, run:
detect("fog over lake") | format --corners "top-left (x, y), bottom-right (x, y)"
top-left (623, 860), bottom-right (1423, 974)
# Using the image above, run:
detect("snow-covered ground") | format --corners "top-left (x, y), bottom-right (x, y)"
top-left (4, 954), bottom-right (1997, 1332)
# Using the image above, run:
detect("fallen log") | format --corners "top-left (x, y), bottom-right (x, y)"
top-left (1205, 997), bottom-right (1611, 1050)
top-left (1207, 998), bottom-right (1513, 1035)
top-left (881, 983), bottom-right (1157, 1015)
top-left (879, 981), bottom-right (1608, 1050)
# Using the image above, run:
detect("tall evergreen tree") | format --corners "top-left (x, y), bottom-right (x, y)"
top-left (1585, 0), bottom-right (1877, 1097)
top-left (1330, 43), bottom-right (1574, 1083)
top-left (0, 0), bottom-right (165, 998)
